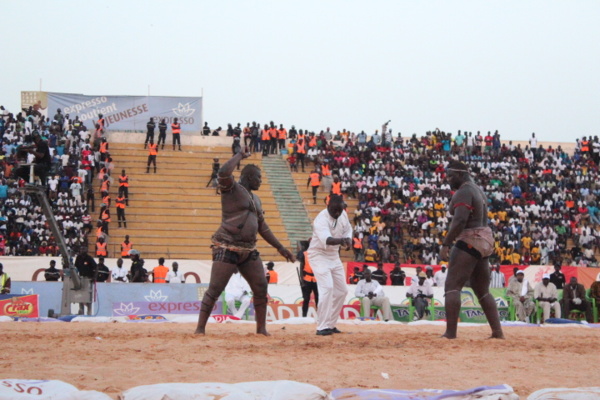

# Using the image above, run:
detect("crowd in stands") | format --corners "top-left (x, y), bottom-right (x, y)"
top-left (0, 104), bottom-right (107, 257)
top-left (211, 120), bottom-right (600, 269)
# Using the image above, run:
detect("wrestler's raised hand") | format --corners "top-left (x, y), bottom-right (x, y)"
top-left (278, 246), bottom-right (296, 263)
top-left (241, 146), bottom-right (252, 159)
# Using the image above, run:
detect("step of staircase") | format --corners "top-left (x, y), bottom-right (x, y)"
top-left (260, 155), bottom-right (313, 246)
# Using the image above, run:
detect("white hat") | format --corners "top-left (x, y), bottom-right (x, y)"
top-left (516, 270), bottom-right (525, 275)
top-left (542, 273), bottom-right (550, 279)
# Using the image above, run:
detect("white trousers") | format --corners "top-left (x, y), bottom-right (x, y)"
top-left (308, 253), bottom-right (347, 331)
top-left (225, 294), bottom-right (251, 319)
top-left (539, 301), bottom-right (561, 322)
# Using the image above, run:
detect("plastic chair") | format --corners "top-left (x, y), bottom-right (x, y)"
top-left (588, 289), bottom-right (598, 323)
top-left (359, 300), bottom-right (382, 320)
top-left (220, 292), bottom-right (250, 320)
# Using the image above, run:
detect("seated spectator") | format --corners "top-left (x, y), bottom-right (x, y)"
top-left (534, 274), bottom-right (560, 323)
top-left (354, 269), bottom-right (392, 321)
top-left (224, 269), bottom-right (252, 319)
top-left (406, 272), bottom-right (433, 321)
top-left (561, 277), bottom-right (593, 322)
top-left (111, 258), bottom-right (129, 283)
top-left (506, 270), bottom-right (534, 322)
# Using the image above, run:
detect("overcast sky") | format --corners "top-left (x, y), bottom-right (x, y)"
top-left (2, 0), bottom-right (599, 141)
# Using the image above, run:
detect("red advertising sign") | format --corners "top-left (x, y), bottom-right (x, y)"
top-left (0, 295), bottom-right (39, 318)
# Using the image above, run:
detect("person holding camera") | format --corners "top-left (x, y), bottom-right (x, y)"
top-left (406, 272), bottom-right (433, 321)
top-left (355, 269), bottom-right (392, 321)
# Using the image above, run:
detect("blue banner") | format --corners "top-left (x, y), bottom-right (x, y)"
top-left (46, 92), bottom-right (202, 132)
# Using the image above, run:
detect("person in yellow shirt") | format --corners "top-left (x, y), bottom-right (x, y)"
top-left (531, 246), bottom-right (541, 264)
top-left (521, 235), bottom-right (532, 255)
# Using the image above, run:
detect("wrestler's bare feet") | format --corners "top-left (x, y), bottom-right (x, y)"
top-left (257, 329), bottom-right (271, 336)
top-left (194, 328), bottom-right (205, 335)
top-left (488, 331), bottom-right (505, 339)
top-left (441, 332), bottom-right (456, 339)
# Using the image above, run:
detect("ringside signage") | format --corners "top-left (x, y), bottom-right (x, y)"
top-left (45, 92), bottom-right (202, 132)
top-left (0, 295), bottom-right (39, 318)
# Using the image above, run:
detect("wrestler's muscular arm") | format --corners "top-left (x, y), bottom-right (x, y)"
top-left (440, 188), bottom-right (473, 261)
top-left (218, 151), bottom-right (248, 181)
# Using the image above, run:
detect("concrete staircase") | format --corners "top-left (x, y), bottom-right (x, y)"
top-left (89, 143), bottom-right (291, 261)
top-left (260, 156), bottom-right (313, 247)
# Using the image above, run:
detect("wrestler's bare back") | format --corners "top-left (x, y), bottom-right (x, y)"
top-left (448, 181), bottom-right (488, 229)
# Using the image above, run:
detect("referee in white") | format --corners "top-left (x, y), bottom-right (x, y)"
top-left (307, 195), bottom-right (353, 336)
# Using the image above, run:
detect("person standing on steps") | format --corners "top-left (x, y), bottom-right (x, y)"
top-left (195, 150), bottom-right (296, 336)
top-left (116, 192), bottom-right (127, 228)
top-left (157, 118), bottom-right (167, 150)
top-left (440, 160), bottom-right (504, 339)
top-left (118, 169), bottom-right (129, 206)
top-left (307, 168), bottom-right (321, 205)
top-left (171, 117), bottom-right (182, 151)
top-left (144, 117), bottom-right (155, 149)
top-left (146, 139), bottom-right (158, 173)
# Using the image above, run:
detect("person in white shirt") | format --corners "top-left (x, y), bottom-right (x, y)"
top-left (224, 270), bottom-right (252, 319)
top-left (307, 195), bottom-right (353, 336)
top-left (111, 258), bottom-right (129, 283)
top-left (534, 274), bottom-right (560, 323)
top-left (434, 265), bottom-right (447, 287)
top-left (354, 269), bottom-right (393, 321)
top-left (166, 262), bottom-right (185, 283)
top-left (406, 272), bottom-right (433, 320)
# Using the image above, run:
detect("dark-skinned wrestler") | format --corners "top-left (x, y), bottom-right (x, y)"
top-left (195, 150), bottom-right (295, 336)
top-left (440, 160), bottom-right (504, 339)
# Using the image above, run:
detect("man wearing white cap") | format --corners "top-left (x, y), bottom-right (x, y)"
top-left (507, 270), bottom-right (534, 322)
top-left (534, 274), bottom-right (560, 323)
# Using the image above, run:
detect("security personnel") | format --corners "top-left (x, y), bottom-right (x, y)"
top-left (145, 117), bottom-right (156, 149)
top-left (352, 234), bottom-right (363, 261)
top-left (152, 258), bottom-right (169, 283)
top-left (331, 176), bottom-right (342, 195)
top-left (306, 169), bottom-right (321, 204)
top-left (300, 251), bottom-right (318, 318)
top-left (116, 194), bottom-right (127, 228)
top-left (121, 235), bottom-right (133, 258)
top-left (146, 139), bottom-right (158, 173)
top-left (277, 124), bottom-right (287, 152)
top-left (0, 263), bottom-right (11, 294)
top-left (96, 236), bottom-right (108, 257)
top-left (295, 137), bottom-right (307, 172)
top-left (100, 175), bottom-right (109, 197)
top-left (100, 203), bottom-right (111, 235)
top-left (266, 262), bottom-right (278, 284)
top-left (99, 137), bottom-right (109, 161)
top-left (118, 169), bottom-right (129, 205)
top-left (261, 125), bottom-right (271, 155)
top-left (171, 117), bottom-right (182, 151)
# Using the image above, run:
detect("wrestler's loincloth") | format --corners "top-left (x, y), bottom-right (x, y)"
top-left (454, 226), bottom-right (494, 259)
top-left (211, 231), bottom-right (259, 264)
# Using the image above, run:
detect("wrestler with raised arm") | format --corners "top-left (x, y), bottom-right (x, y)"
top-left (195, 150), bottom-right (295, 336)
top-left (440, 160), bottom-right (504, 339)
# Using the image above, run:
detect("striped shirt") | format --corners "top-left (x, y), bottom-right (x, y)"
top-left (490, 270), bottom-right (505, 288)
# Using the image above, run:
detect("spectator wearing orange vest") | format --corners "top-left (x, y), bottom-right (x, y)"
top-left (277, 124), bottom-right (287, 152)
top-left (100, 174), bottom-right (110, 197)
top-left (266, 262), bottom-right (278, 284)
top-left (118, 169), bottom-right (129, 205)
top-left (352, 232), bottom-right (364, 261)
top-left (146, 139), bottom-right (158, 173)
top-left (99, 203), bottom-right (111, 235)
top-left (269, 126), bottom-right (278, 155)
top-left (152, 258), bottom-right (169, 283)
top-left (299, 249), bottom-right (318, 318)
top-left (307, 169), bottom-right (321, 204)
top-left (321, 163), bottom-right (332, 193)
top-left (261, 124), bottom-right (270, 156)
top-left (96, 236), bottom-right (108, 257)
top-left (295, 137), bottom-right (307, 172)
top-left (99, 137), bottom-right (109, 162)
top-left (121, 235), bottom-right (132, 258)
top-left (116, 194), bottom-right (127, 228)
top-left (171, 117), bottom-right (182, 151)
top-left (331, 176), bottom-right (342, 196)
